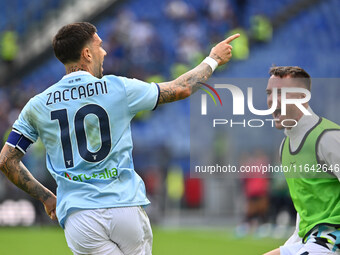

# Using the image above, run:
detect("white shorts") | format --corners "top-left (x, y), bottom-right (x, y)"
top-left (280, 227), bottom-right (340, 255)
top-left (280, 242), bottom-right (337, 255)
top-left (64, 206), bottom-right (153, 255)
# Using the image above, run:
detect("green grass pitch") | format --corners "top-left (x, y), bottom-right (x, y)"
top-left (0, 226), bottom-right (284, 255)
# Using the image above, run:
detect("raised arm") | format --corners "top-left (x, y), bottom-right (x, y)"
top-left (0, 144), bottom-right (57, 220)
top-left (158, 34), bottom-right (240, 104)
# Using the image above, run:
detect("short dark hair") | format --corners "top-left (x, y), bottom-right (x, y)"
top-left (52, 22), bottom-right (97, 64)
top-left (269, 66), bottom-right (311, 91)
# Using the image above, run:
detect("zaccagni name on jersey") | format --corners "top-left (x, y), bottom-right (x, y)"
top-left (46, 81), bottom-right (108, 105)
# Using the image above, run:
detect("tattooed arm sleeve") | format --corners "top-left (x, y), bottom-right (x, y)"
top-left (0, 144), bottom-right (54, 203)
top-left (158, 63), bottom-right (212, 104)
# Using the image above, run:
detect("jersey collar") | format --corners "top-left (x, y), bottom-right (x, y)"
top-left (62, 71), bottom-right (92, 80)
top-left (285, 106), bottom-right (319, 145)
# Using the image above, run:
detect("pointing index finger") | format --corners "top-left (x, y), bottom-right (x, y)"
top-left (224, 33), bottom-right (240, 44)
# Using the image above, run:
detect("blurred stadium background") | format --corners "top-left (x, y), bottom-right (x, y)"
top-left (0, 0), bottom-right (339, 254)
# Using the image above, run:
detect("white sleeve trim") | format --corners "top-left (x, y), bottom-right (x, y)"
top-left (5, 142), bottom-right (16, 148)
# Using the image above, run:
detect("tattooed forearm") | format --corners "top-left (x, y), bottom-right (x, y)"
top-left (158, 63), bottom-right (213, 104)
top-left (0, 145), bottom-right (52, 202)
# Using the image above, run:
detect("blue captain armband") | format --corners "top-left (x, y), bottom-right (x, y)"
top-left (6, 129), bottom-right (34, 154)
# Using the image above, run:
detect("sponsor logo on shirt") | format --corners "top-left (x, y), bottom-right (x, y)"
top-left (64, 167), bottom-right (118, 182)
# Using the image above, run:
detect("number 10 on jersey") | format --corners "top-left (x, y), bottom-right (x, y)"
top-left (51, 104), bottom-right (111, 168)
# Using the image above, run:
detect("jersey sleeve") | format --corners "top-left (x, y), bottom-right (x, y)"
top-left (122, 77), bottom-right (160, 114)
top-left (12, 99), bottom-right (38, 143)
top-left (317, 130), bottom-right (340, 180)
top-left (284, 213), bottom-right (302, 245)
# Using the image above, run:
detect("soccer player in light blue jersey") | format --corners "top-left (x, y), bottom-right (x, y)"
top-left (0, 22), bottom-right (239, 254)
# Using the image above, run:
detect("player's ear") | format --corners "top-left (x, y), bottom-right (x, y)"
top-left (82, 47), bottom-right (92, 63)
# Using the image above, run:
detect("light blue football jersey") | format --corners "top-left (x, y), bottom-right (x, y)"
top-left (13, 71), bottom-right (159, 228)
